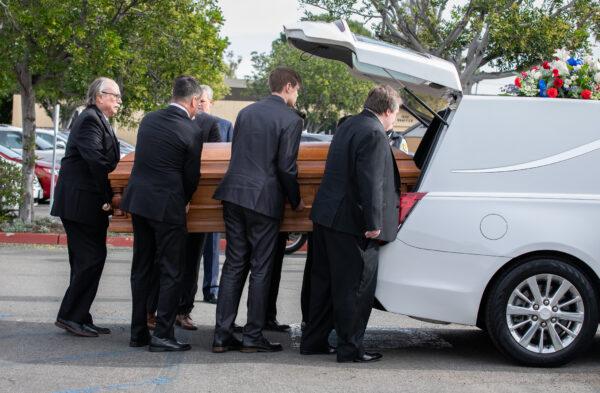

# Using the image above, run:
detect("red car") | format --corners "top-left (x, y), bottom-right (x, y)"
top-left (0, 144), bottom-right (59, 200)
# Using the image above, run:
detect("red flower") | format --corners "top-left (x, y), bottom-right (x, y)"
top-left (581, 89), bottom-right (592, 99)
top-left (532, 66), bottom-right (540, 71)
top-left (552, 68), bottom-right (560, 77)
top-left (547, 88), bottom-right (558, 98)
top-left (543, 61), bottom-right (551, 69)
top-left (553, 78), bottom-right (563, 88)
top-left (521, 71), bottom-right (528, 78)
top-left (514, 77), bottom-right (522, 88)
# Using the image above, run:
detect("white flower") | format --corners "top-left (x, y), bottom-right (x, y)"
top-left (594, 72), bottom-right (600, 84)
top-left (564, 78), bottom-right (572, 88)
top-left (584, 55), bottom-right (595, 65)
top-left (574, 65), bottom-right (582, 71)
top-left (532, 71), bottom-right (541, 79)
top-left (552, 60), bottom-right (570, 76)
top-left (554, 48), bottom-right (571, 62)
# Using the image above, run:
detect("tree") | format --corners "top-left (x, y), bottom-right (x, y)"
top-left (224, 50), bottom-right (242, 78)
top-left (300, 0), bottom-right (600, 92)
top-left (247, 19), bottom-right (374, 132)
top-left (0, 0), bottom-right (228, 223)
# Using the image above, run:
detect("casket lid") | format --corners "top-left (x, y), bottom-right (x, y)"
top-left (284, 20), bottom-right (462, 97)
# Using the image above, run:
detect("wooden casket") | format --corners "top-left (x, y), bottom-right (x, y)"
top-left (108, 142), bottom-right (421, 233)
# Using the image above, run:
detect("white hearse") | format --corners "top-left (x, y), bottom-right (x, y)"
top-left (284, 20), bottom-right (600, 366)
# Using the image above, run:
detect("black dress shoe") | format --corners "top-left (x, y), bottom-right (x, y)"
top-left (55, 318), bottom-right (98, 337)
top-left (338, 352), bottom-right (383, 363)
top-left (84, 323), bottom-right (111, 334)
top-left (264, 319), bottom-right (291, 332)
top-left (232, 323), bottom-right (243, 333)
top-left (300, 346), bottom-right (337, 355)
top-left (203, 294), bottom-right (218, 304)
top-left (212, 336), bottom-right (243, 353)
top-left (129, 336), bottom-right (151, 347)
top-left (149, 336), bottom-right (191, 352)
top-left (240, 337), bottom-right (283, 353)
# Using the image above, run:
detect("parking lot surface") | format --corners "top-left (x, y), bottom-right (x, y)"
top-left (1, 245), bottom-right (600, 392)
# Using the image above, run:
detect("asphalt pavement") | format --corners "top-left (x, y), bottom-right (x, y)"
top-left (1, 245), bottom-right (600, 392)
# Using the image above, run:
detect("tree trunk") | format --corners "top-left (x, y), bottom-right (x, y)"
top-left (16, 63), bottom-right (36, 224)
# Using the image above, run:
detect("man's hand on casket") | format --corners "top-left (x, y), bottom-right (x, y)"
top-left (365, 229), bottom-right (381, 239)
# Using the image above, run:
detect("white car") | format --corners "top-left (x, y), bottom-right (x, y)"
top-left (0, 125), bottom-right (64, 163)
top-left (285, 20), bottom-right (600, 366)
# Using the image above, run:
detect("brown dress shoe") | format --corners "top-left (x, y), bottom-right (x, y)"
top-left (175, 314), bottom-right (198, 331)
top-left (147, 313), bottom-right (156, 330)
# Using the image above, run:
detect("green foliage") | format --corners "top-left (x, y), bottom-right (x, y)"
top-left (0, 159), bottom-right (21, 222)
top-left (247, 20), bottom-right (374, 132)
top-left (0, 0), bottom-right (229, 119)
top-left (0, 216), bottom-right (64, 233)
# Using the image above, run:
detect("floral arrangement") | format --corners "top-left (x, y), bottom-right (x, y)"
top-left (513, 49), bottom-right (600, 100)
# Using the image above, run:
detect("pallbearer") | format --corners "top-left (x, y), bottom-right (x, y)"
top-left (52, 77), bottom-right (121, 337)
top-left (301, 85), bottom-right (402, 363)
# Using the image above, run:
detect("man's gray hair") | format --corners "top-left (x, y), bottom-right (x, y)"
top-left (363, 85), bottom-right (402, 115)
top-left (86, 77), bottom-right (114, 106)
top-left (199, 84), bottom-right (213, 100)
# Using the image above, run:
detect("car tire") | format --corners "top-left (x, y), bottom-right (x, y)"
top-left (485, 257), bottom-right (598, 367)
top-left (285, 232), bottom-right (307, 254)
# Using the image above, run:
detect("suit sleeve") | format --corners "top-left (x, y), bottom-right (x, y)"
top-left (277, 117), bottom-right (303, 209)
top-left (208, 120), bottom-right (221, 143)
top-left (182, 126), bottom-right (202, 203)
top-left (72, 115), bottom-right (114, 204)
top-left (355, 130), bottom-right (388, 231)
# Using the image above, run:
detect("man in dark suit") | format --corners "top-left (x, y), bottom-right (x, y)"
top-left (212, 67), bottom-right (305, 353)
top-left (173, 100), bottom-right (222, 331)
top-left (120, 76), bottom-right (203, 352)
top-left (301, 85), bottom-right (401, 363)
top-left (51, 77), bottom-right (121, 337)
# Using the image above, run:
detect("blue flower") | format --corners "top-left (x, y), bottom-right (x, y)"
top-left (567, 57), bottom-right (583, 66)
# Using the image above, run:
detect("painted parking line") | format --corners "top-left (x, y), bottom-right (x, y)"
top-left (52, 376), bottom-right (173, 393)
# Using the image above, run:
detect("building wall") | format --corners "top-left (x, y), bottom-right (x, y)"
top-left (12, 95), bottom-right (54, 128)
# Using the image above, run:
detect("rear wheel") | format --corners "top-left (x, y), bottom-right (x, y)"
top-left (285, 232), bottom-right (307, 254)
top-left (485, 257), bottom-right (598, 367)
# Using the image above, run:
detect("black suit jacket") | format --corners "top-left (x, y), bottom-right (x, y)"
top-left (120, 105), bottom-right (202, 225)
top-left (213, 95), bottom-right (302, 219)
top-left (311, 109), bottom-right (401, 243)
top-left (51, 105), bottom-right (120, 225)
top-left (193, 112), bottom-right (222, 143)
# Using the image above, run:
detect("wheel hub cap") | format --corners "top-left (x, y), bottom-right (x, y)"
top-left (506, 274), bottom-right (584, 354)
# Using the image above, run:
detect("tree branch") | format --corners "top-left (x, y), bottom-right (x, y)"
top-left (434, 1), bottom-right (475, 55)
top-left (472, 70), bottom-right (515, 82)
top-left (551, 0), bottom-right (577, 17)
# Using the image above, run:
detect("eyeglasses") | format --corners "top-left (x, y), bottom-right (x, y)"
top-left (101, 91), bottom-right (122, 99)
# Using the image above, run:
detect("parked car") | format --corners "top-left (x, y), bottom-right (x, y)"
top-left (0, 125), bottom-right (64, 163)
top-left (35, 128), bottom-right (68, 150)
top-left (301, 132), bottom-right (333, 142)
top-left (285, 19), bottom-right (600, 366)
top-left (0, 146), bottom-right (43, 203)
top-left (0, 144), bottom-right (58, 200)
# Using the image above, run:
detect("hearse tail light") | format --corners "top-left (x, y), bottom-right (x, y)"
top-left (399, 192), bottom-right (427, 225)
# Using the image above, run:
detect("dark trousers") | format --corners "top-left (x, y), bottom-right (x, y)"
top-left (214, 202), bottom-right (280, 342)
top-left (300, 233), bottom-right (313, 324)
top-left (57, 217), bottom-right (108, 323)
top-left (147, 232), bottom-right (220, 315)
top-left (178, 232), bottom-right (207, 314)
top-left (202, 232), bottom-right (221, 298)
top-left (265, 232), bottom-right (287, 322)
top-left (301, 224), bottom-right (379, 361)
top-left (130, 214), bottom-right (186, 340)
